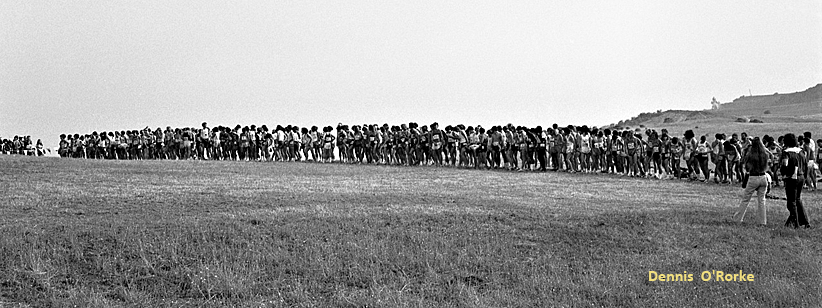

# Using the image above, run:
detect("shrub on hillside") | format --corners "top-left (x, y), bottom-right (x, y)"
top-left (764, 110), bottom-right (771, 114)
top-left (735, 118), bottom-right (749, 123)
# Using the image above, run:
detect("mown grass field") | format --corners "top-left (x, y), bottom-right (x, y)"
top-left (1, 155), bottom-right (821, 307)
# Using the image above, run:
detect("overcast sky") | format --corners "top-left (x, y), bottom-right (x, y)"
top-left (2, 0), bottom-right (820, 145)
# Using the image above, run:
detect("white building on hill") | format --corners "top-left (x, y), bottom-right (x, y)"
top-left (711, 97), bottom-right (720, 110)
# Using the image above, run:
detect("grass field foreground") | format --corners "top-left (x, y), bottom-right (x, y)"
top-left (1, 155), bottom-right (821, 307)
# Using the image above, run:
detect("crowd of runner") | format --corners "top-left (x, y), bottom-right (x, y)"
top-left (50, 122), bottom-right (821, 189)
top-left (0, 135), bottom-right (46, 156)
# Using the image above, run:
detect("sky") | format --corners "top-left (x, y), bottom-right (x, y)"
top-left (1, 0), bottom-right (821, 146)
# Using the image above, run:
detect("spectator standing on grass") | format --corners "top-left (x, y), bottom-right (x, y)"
top-left (780, 133), bottom-right (811, 229)
top-left (733, 137), bottom-right (770, 225)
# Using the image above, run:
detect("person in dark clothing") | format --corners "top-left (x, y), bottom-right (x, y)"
top-left (780, 133), bottom-right (811, 229)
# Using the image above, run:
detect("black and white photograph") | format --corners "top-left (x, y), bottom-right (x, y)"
top-left (1, 1), bottom-right (821, 306)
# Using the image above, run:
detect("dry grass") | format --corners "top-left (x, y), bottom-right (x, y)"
top-left (1, 155), bottom-right (821, 307)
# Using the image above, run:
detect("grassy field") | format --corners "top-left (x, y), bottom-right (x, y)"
top-left (1, 155), bottom-right (821, 307)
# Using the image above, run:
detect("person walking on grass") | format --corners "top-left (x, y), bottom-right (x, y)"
top-left (780, 133), bottom-right (811, 229)
top-left (733, 137), bottom-right (770, 225)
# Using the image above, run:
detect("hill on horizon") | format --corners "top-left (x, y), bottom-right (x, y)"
top-left (610, 83), bottom-right (822, 137)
